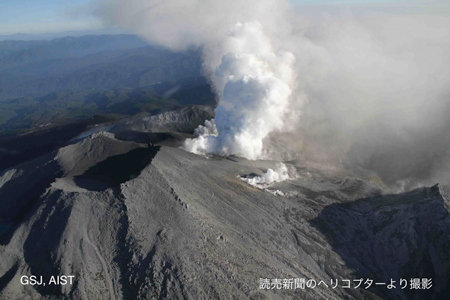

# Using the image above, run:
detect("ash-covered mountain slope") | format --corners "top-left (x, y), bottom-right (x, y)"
top-left (0, 132), bottom-right (144, 243)
top-left (312, 184), bottom-right (450, 300)
top-left (110, 105), bottom-right (214, 135)
top-left (0, 132), bottom-right (449, 300)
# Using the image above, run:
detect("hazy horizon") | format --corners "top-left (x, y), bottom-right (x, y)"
top-left (1, 0), bottom-right (449, 37)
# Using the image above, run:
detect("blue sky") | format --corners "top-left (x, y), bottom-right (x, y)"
top-left (0, 0), bottom-right (98, 35)
top-left (0, 0), bottom-right (444, 35)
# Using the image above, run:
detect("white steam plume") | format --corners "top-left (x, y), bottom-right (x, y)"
top-left (98, 1), bottom-right (450, 190)
top-left (184, 22), bottom-right (296, 159)
top-left (98, 0), bottom-right (298, 160)
top-left (240, 163), bottom-right (290, 187)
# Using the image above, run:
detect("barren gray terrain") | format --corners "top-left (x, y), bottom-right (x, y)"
top-left (0, 108), bottom-right (449, 300)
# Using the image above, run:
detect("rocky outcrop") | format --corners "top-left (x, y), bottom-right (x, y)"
top-left (110, 105), bottom-right (214, 135)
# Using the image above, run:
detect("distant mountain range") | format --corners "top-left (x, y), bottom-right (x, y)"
top-left (0, 34), bottom-right (206, 101)
top-left (0, 34), bottom-right (215, 135)
top-left (0, 28), bottom-right (132, 42)
top-left (0, 35), bottom-right (147, 66)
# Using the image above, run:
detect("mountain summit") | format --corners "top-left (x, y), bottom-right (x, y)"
top-left (0, 108), bottom-right (449, 299)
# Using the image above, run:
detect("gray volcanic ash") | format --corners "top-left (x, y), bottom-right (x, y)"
top-left (1, 125), bottom-right (450, 299)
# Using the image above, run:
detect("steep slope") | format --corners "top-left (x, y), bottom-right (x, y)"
top-left (0, 133), bottom-right (449, 300)
top-left (0, 132), bottom-right (144, 244)
top-left (312, 184), bottom-right (450, 300)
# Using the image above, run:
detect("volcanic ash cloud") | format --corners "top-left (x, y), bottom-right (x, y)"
top-left (183, 22), bottom-right (296, 160)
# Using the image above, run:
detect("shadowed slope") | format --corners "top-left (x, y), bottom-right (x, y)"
top-left (74, 146), bottom-right (160, 191)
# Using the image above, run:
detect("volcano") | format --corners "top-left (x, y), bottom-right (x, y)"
top-left (0, 107), bottom-right (449, 300)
